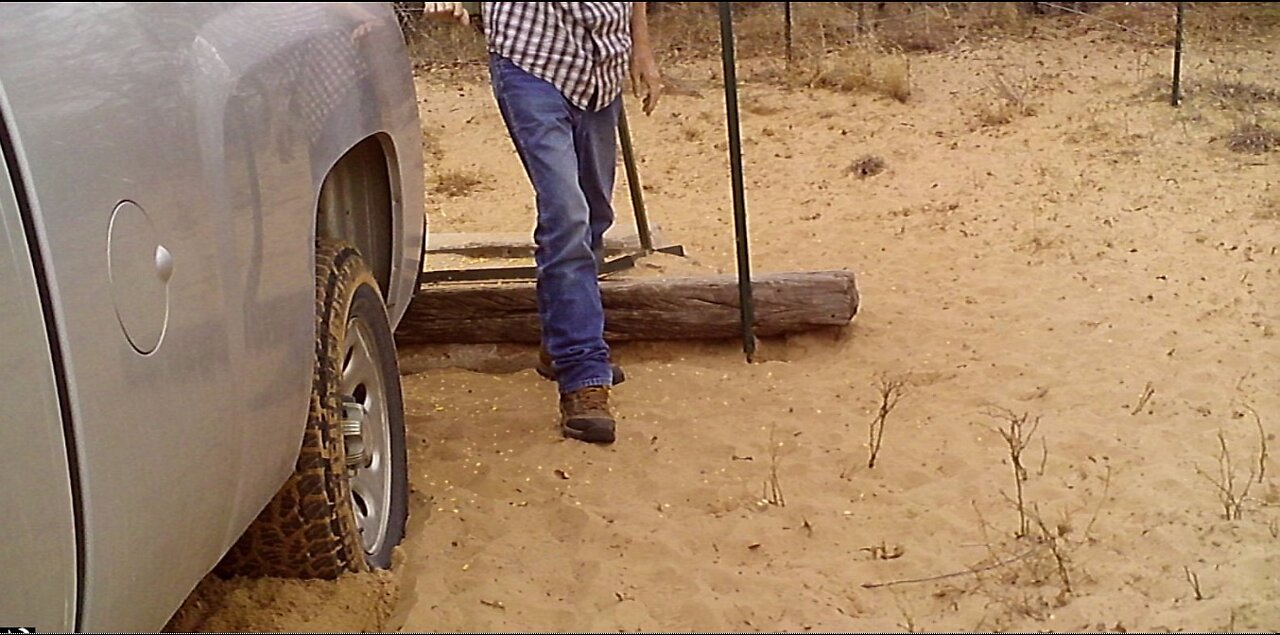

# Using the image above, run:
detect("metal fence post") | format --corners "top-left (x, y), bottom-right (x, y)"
top-left (1171, 2), bottom-right (1185, 107)
top-left (718, 1), bottom-right (757, 361)
top-left (784, 2), bottom-right (793, 64)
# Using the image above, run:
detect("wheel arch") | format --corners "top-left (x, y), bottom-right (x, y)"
top-left (316, 133), bottom-right (400, 298)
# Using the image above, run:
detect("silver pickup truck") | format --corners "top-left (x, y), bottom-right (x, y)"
top-left (0, 3), bottom-right (425, 631)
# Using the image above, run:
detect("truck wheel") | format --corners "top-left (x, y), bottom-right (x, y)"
top-left (218, 239), bottom-right (409, 578)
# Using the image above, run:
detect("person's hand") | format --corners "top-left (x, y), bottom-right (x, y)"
top-left (631, 51), bottom-right (662, 115)
top-left (424, 2), bottom-right (469, 26)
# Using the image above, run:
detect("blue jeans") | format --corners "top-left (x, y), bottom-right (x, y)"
top-left (489, 55), bottom-right (616, 394)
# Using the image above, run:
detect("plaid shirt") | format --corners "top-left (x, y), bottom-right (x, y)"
top-left (482, 2), bottom-right (633, 111)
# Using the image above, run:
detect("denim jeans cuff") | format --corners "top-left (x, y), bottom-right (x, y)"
top-left (560, 376), bottom-right (612, 395)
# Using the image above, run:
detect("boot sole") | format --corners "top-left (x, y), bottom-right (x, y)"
top-left (561, 423), bottom-right (616, 444)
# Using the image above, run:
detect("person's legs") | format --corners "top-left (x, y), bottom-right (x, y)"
top-left (489, 56), bottom-right (613, 411)
top-left (533, 94), bottom-right (626, 387)
top-left (574, 97), bottom-right (620, 264)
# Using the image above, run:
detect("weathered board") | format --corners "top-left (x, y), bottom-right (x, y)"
top-left (426, 225), bottom-right (669, 259)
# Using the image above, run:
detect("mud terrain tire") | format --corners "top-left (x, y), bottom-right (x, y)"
top-left (217, 239), bottom-right (408, 578)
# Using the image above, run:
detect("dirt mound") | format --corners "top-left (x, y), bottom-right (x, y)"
top-left (166, 571), bottom-right (399, 633)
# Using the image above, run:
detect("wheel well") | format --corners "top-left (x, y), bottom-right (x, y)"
top-left (317, 136), bottom-right (394, 296)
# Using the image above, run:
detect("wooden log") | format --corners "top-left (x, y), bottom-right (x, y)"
top-left (395, 270), bottom-right (859, 345)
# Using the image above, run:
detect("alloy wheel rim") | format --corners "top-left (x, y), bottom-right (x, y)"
top-left (341, 317), bottom-right (392, 557)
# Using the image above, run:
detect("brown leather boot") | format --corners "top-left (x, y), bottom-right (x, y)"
top-left (536, 346), bottom-right (626, 385)
top-left (559, 386), bottom-right (616, 444)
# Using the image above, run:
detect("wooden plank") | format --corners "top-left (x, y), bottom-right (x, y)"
top-left (428, 232), bottom-right (541, 258)
top-left (395, 270), bottom-right (859, 345)
top-left (418, 254), bottom-right (637, 284)
top-left (426, 225), bottom-right (665, 258)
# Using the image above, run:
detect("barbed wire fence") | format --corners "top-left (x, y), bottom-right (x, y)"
top-left (400, 3), bottom-right (1278, 125)
top-left (776, 2), bottom-right (1190, 105)
top-left (396, 3), bottom-right (1183, 58)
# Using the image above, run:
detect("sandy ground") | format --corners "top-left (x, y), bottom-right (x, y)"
top-left (185, 14), bottom-right (1279, 634)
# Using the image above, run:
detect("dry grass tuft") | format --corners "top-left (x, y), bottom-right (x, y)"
top-left (977, 67), bottom-right (1039, 126)
top-left (1204, 80), bottom-right (1280, 107)
top-left (976, 70), bottom-right (1038, 127)
top-left (877, 14), bottom-right (960, 54)
top-left (801, 47), bottom-right (912, 104)
top-left (878, 56), bottom-right (913, 103)
top-left (1256, 193), bottom-right (1280, 221)
top-left (978, 102), bottom-right (1024, 127)
top-left (966, 2), bottom-right (1029, 32)
top-left (1093, 2), bottom-right (1174, 36)
top-left (653, 3), bottom-right (1028, 66)
top-left (434, 169), bottom-right (490, 198)
top-left (1186, 2), bottom-right (1280, 41)
top-left (398, 9), bottom-right (487, 65)
top-left (1225, 122), bottom-right (1280, 154)
top-left (422, 127), bottom-right (444, 162)
top-left (850, 154), bottom-right (887, 179)
top-left (741, 95), bottom-right (784, 117)
top-left (652, 2), bottom-right (786, 61)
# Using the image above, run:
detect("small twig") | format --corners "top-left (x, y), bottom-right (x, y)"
top-left (1234, 371), bottom-right (1251, 394)
top-left (1131, 382), bottom-right (1156, 415)
top-left (1085, 465), bottom-right (1113, 540)
top-left (986, 407), bottom-right (1041, 537)
top-left (892, 590), bottom-right (918, 633)
top-left (1243, 404), bottom-right (1267, 484)
top-left (1196, 430), bottom-right (1255, 520)
top-left (764, 423), bottom-right (786, 507)
top-left (1037, 437), bottom-right (1049, 478)
top-left (1032, 506), bottom-right (1072, 594)
top-left (1184, 566), bottom-right (1204, 601)
top-left (991, 70), bottom-right (1032, 116)
top-left (860, 541), bottom-right (905, 560)
top-left (868, 375), bottom-right (908, 469)
top-left (971, 501), bottom-right (1003, 566)
top-left (861, 547), bottom-right (1040, 589)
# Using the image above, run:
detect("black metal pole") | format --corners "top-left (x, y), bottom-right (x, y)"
top-left (783, 2), bottom-right (793, 64)
top-left (616, 102), bottom-right (654, 252)
top-left (718, 1), bottom-right (757, 361)
top-left (1171, 1), bottom-right (1184, 107)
